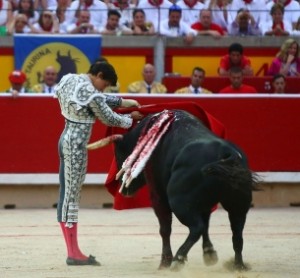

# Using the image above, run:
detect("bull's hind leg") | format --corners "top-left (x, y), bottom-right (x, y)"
top-left (169, 211), bottom-right (205, 271)
top-left (152, 198), bottom-right (173, 269)
top-left (228, 212), bottom-right (249, 271)
top-left (202, 212), bottom-right (218, 266)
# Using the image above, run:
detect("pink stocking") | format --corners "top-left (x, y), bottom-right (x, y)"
top-left (59, 222), bottom-right (88, 260)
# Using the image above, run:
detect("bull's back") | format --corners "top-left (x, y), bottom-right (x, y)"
top-left (146, 110), bottom-right (222, 189)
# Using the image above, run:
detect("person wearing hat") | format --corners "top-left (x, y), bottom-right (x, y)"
top-left (6, 70), bottom-right (31, 97)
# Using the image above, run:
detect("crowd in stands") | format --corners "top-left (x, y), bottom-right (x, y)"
top-left (5, 40), bottom-right (300, 96)
top-left (1, 0), bottom-right (300, 36)
top-left (4, 38), bottom-right (300, 95)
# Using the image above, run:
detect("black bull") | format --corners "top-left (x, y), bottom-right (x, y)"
top-left (113, 109), bottom-right (258, 271)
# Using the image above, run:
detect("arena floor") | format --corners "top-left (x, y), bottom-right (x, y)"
top-left (0, 207), bottom-right (299, 278)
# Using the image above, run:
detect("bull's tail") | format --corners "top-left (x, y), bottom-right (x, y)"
top-left (201, 151), bottom-right (259, 193)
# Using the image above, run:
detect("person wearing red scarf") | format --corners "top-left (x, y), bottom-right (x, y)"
top-left (31, 10), bottom-right (59, 33)
top-left (266, 0), bottom-right (300, 29)
top-left (261, 3), bottom-right (292, 36)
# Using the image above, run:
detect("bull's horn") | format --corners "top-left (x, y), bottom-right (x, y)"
top-left (87, 134), bottom-right (123, 150)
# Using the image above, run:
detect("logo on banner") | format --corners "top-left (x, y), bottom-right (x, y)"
top-left (22, 42), bottom-right (90, 88)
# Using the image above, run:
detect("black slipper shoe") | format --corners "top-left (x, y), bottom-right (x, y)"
top-left (66, 255), bottom-right (101, 266)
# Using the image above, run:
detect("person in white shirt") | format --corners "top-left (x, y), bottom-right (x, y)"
top-left (13, 0), bottom-right (39, 25)
top-left (98, 9), bottom-right (133, 35)
top-left (206, 0), bottom-right (237, 32)
top-left (65, 0), bottom-right (108, 29)
top-left (107, 0), bottom-right (136, 28)
top-left (158, 4), bottom-right (197, 44)
top-left (67, 9), bottom-right (97, 34)
top-left (176, 0), bottom-right (205, 26)
top-left (265, 0), bottom-right (300, 29)
top-left (0, 0), bottom-right (13, 27)
top-left (260, 3), bottom-right (292, 36)
top-left (137, 0), bottom-right (172, 31)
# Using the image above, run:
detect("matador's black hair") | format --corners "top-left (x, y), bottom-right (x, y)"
top-left (88, 62), bottom-right (117, 86)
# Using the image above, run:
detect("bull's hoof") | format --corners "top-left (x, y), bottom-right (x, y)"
top-left (234, 262), bottom-right (250, 271)
top-left (224, 258), bottom-right (251, 272)
top-left (170, 256), bottom-right (186, 272)
top-left (203, 247), bottom-right (218, 266)
top-left (158, 255), bottom-right (173, 269)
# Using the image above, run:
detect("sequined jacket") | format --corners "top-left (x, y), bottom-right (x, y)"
top-left (55, 73), bottom-right (132, 128)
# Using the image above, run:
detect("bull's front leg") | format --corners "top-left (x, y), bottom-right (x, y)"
top-left (152, 197), bottom-right (173, 269)
top-left (228, 213), bottom-right (249, 271)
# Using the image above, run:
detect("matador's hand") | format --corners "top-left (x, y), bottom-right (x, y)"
top-left (131, 111), bottom-right (144, 121)
top-left (121, 99), bottom-right (141, 108)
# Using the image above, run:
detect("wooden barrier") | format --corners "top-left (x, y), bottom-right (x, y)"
top-left (1, 94), bottom-right (300, 174)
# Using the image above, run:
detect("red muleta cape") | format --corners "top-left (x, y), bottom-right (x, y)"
top-left (104, 101), bottom-right (226, 210)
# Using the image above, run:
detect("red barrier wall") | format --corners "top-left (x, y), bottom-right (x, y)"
top-left (1, 94), bottom-right (300, 173)
top-left (163, 76), bottom-right (300, 94)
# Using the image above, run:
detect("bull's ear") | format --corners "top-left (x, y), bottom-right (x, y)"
top-left (87, 135), bottom-right (123, 150)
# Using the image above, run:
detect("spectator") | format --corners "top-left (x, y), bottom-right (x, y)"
top-left (13, 0), bottom-right (39, 25)
top-left (267, 38), bottom-right (300, 77)
top-left (175, 67), bottom-right (212, 94)
top-left (67, 10), bottom-right (97, 34)
top-left (137, 0), bottom-right (172, 31)
top-left (207, 0), bottom-right (236, 33)
top-left (191, 9), bottom-right (225, 38)
top-left (176, 0), bottom-right (205, 26)
top-left (128, 63), bottom-right (167, 94)
top-left (0, 0), bottom-right (13, 28)
top-left (6, 13), bottom-right (33, 34)
top-left (98, 9), bottom-right (133, 35)
top-left (266, 0), bottom-right (300, 30)
top-left (292, 16), bottom-right (300, 35)
top-left (31, 10), bottom-right (60, 34)
top-left (271, 74), bottom-right (286, 94)
top-left (260, 3), bottom-right (292, 36)
top-left (65, 0), bottom-right (108, 29)
top-left (6, 70), bottom-right (30, 97)
top-left (34, 0), bottom-right (58, 10)
top-left (48, 0), bottom-right (71, 11)
top-left (228, 8), bottom-right (262, 36)
top-left (13, 0), bottom-right (39, 24)
top-left (131, 8), bottom-right (155, 35)
top-left (158, 5), bottom-right (197, 45)
top-left (31, 66), bottom-right (58, 93)
top-left (231, 0), bottom-right (267, 26)
top-left (219, 67), bottom-right (257, 94)
top-left (56, 6), bottom-right (68, 33)
top-left (107, 0), bottom-right (135, 28)
top-left (218, 42), bottom-right (254, 76)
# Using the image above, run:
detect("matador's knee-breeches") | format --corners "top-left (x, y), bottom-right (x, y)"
top-left (57, 121), bottom-right (92, 224)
